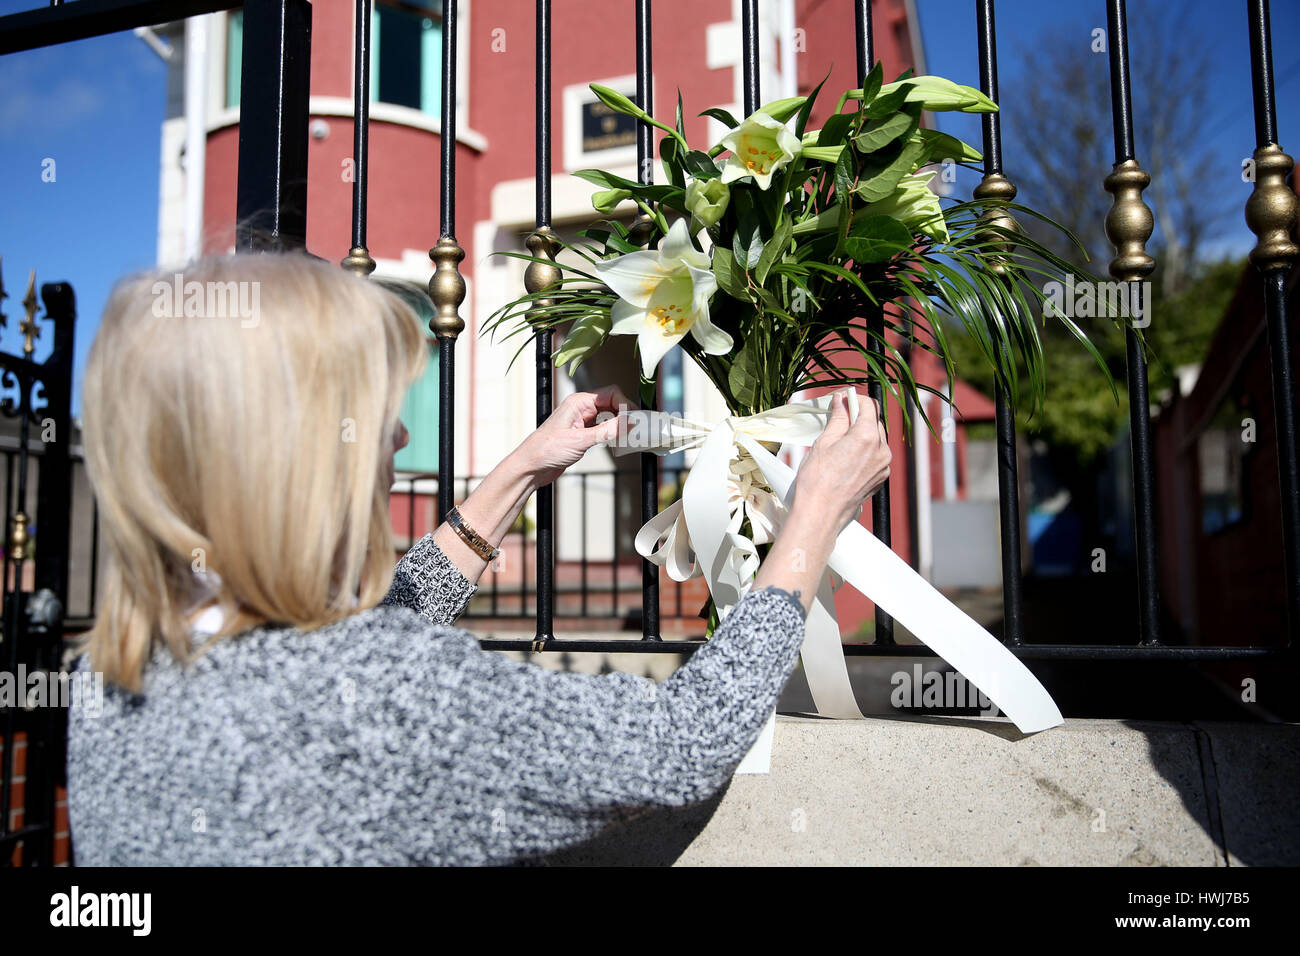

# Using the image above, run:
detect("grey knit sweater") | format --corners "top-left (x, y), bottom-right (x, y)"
top-left (66, 534), bottom-right (807, 865)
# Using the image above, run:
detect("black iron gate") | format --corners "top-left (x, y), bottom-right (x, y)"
top-left (0, 265), bottom-right (76, 867)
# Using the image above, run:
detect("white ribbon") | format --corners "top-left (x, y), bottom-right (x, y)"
top-left (608, 395), bottom-right (1063, 735)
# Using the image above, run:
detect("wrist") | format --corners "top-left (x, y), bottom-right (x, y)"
top-left (503, 440), bottom-right (545, 494)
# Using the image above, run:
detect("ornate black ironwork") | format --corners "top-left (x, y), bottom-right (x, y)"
top-left (0, 263), bottom-right (76, 868)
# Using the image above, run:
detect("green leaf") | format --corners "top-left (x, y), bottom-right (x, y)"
top-left (700, 106), bottom-right (740, 129)
top-left (914, 128), bottom-right (983, 165)
top-left (852, 107), bottom-right (920, 154)
top-left (684, 150), bottom-right (720, 180)
top-left (863, 86), bottom-right (910, 119)
top-left (733, 216), bottom-right (764, 270)
top-left (818, 111), bottom-right (855, 147)
top-left (675, 90), bottom-right (686, 139)
top-left (795, 68), bottom-right (832, 138)
top-left (840, 216), bottom-right (913, 263)
top-left (755, 217), bottom-right (793, 286)
top-left (659, 135), bottom-right (685, 189)
top-left (571, 168), bottom-right (681, 204)
top-left (712, 245), bottom-right (748, 300)
top-left (861, 62), bottom-right (884, 104)
top-left (728, 333), bottom-right (762, 409)
top-left (852, 138), bottom-right (925, 203)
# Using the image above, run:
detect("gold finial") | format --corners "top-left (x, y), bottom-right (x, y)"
top-left (1103, 160), bottom-right (1156, 283)
top-left (9, 511), bottom-right (28, 562)
top-left (427, 236), bottom-right (467, 340)
top-left (627, 213), bottom-right (657, 248)
top-left (972, 173), bottom-right (1020, 278)
top-left (341, 245), bottom-right (377, 276)
top-left (20, 268), bottom-right (40, 356)
top-left (524, 227), bottom-right (562, 319)
top-left (1245, 143), bottom-right (1298, 274)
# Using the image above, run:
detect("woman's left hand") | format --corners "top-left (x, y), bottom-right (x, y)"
top-left (513, 385), bottom-right (636, 488)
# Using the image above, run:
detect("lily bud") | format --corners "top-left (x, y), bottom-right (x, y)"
top-left (554, 310), bottom-right (612, 375)
top-left (878, 76), bottom-right (997, 113)
top-left (592, 188), bottom-right (633, 214)
top-left (685, 177), bottom-right (731, 229)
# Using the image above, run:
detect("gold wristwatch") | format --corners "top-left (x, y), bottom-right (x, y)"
top-left (445, 507), bottom-right (500, 562)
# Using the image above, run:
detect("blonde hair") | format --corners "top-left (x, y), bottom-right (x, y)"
top-left (81, 252), bottom-right (427, 691)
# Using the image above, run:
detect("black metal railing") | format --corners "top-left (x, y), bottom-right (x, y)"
top-left (413, 0), bottom-right (1296, 665)
top-left (390, 469), bottom-right (705, 633)
top-left (0, 0), bottom-right (1294, 749)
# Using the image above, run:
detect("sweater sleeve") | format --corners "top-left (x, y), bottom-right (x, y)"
top-left (381, 533), bottom-right (478, 626)
top-left (397, 584), bottom-right (808, 863)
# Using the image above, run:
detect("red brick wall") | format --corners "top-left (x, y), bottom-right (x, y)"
top-left (0, 733), bottom-right (70, 866)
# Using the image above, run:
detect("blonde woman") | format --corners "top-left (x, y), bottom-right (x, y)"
top-left (68, 251), bottom-right (891, 866)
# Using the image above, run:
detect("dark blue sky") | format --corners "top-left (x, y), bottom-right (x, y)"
top-left (0, 0), bottom-right (1296, 415)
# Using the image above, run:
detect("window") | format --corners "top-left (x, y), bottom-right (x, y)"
top-left (372, 0), bottom-right (444, 117)
top-left (225, 3), bottom-right (445, 117)
top-left (226, 10), bottom-right (243, 109)
top-left (386, 281), bottom-right (440, 475)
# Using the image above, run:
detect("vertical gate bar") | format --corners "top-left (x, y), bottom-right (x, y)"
top-left (429, 0), bottom-right (466, 523)
top-left (635, 0), bottom-right (660, 641)
top-left (581, 473), bottom-right (589, 617)
top-left (526, 0), bottom-right (559, 645)
top-left (1103, 0), bottom-right (1160, 646)
top-left (853, 0), bottom-right (895, 643)
top-left (1245, 0), bottom-right (1300, 644)
top-left (0, 453), bottom-right (13, 844)
top-left (1, 452), bottom-right (11, 621)
top-left (741, 0), bottom-right (759, 115)
top-left (235, 0), bottom-right (312, 251)
top-left (973, 0), bottom-right (1023, 645)
top-left (89, 496), bottom-right (100, 619)
top-left (853, 0), bottom-right (872, 79)
top-left (33, 283), bottom-right (74, 615)
top-left (342, 0), bottom-right (376, 276)
top-left (612, 475), bottom-right (619, 619)
top-left (22, 283), bottom-right (76, 867)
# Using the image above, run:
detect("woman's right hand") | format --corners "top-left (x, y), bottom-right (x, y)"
top-left (751, 388), bottom-right (891, 614)
top-left (791, 388), bottom-right (892, 532)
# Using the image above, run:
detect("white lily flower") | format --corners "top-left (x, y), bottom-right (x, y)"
top-left (718, 109), bottom-right (802, 190)
top-left (596, 218), bottom-right (733, 378)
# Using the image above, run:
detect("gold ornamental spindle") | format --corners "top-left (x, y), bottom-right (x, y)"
top-left (524, 226), bottom-right (562, 312)
top-left (427, 236), bottom-right (466, 340)
top-left (1103, 159), bottom-right (1156, 284)
top-left (1245, 143), bottom-right (1299, 274)
top-left (9, 511), bottom-right (29, 563)
top-left (341, 245), bottom-right (377, 276)
top-left (20, 268), bottom-right (40, 356)
top-left (971, 172), bottom-right (1020, 279)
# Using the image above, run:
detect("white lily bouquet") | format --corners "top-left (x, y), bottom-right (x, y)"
top-left (488, 65), bottom-right (1112, 731)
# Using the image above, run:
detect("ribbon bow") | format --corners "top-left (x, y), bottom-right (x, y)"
top-left (608, 394), bottom-right (1063, 734)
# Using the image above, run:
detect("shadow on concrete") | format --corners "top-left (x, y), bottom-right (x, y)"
top-left (1136, 719), bottom-right (1300, 866)
top-left (527, 788), bottom-right (730, 866)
